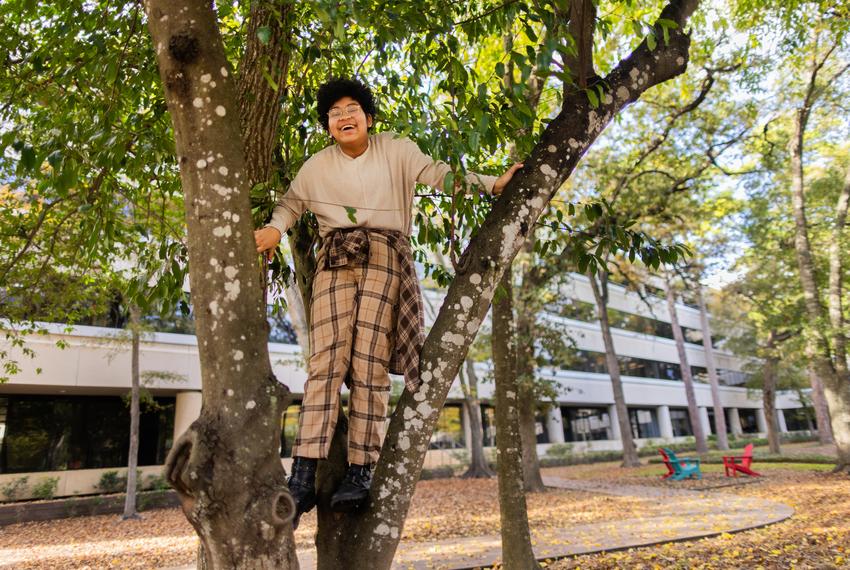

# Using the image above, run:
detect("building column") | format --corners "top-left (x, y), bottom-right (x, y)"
top-left (777, 409), bottom-right (789, 433)
top-left (461, 404), bottom-right (473, 449)
top-left (608, 404), bottom-right (622, 441)
top-left (698, 407), bottom-right (712, 437)
top-left (756, 408), bottom-right (768, 434)
top-left (174, 391), bottom-right (203, 441)
top-left (546, 407), bottom-right (566, 444)
top-left (728, 408), bottom-right (743, 436)
top-left (657, 405), bottom-right (674, 439)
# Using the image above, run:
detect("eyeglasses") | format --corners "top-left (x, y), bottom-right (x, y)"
top-left (328, 103), bottom-right (363, 120)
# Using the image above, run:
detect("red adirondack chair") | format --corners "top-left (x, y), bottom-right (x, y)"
top-left (723, 443), bottom-right (761, 477)
top-left (658, 448), bottom-right (675, 479)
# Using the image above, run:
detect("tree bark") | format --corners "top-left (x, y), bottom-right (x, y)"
top-left (807, 366), bottom-right (834, 444)
top-left (123, 306), bottom-right (142, 520)
top-left (145, 2), bottom-right (297, 568)
top-left (515, 288), bottom-right (545, 491)
top-left (665, 276), bottom-right (708, 454)
top-left (697, 287), bottom-right (728, 450)
top-left (763, 335), bottom-right (781, 455)
top-left (492, 273), bottom-right (541, 570)
top-left (588, 270), bottom-right (640, 467)
top-left (460, 359), bottom-right (495, 479)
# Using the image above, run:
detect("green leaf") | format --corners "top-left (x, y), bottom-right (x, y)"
top-left (586, 88), bottom-right (599, 108)
top-left (344, 206), bottom-right (358, 223)
top-left (256, 26), bottom-right (271, 45)
top-left (647, 31), bottom-right (657, 51)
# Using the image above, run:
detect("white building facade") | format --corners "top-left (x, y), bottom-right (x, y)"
top-left (0, 274), bottom-right (813, 499)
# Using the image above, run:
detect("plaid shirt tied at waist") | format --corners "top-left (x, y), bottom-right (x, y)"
top-left (324, 228), bottom-right (425, 393)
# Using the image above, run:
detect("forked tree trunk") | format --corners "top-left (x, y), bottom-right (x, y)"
top-left (123, 306), bottom-right (142, 520)
top-left (460, 359), bottom-right (495, 479)
top-left (588, 270), bottom-right (640, 467)
top-left (492, 274), bottom-right (541, 570)
top-left (697, 287), bottom-right (728, 450)
top-left (146, 0), bottom-right (701, 566)
top-left (665, 277), bottom-right (708, 454)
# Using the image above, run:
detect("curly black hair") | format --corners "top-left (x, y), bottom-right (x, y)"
top-left (316, 78), bottom-right (378, 132)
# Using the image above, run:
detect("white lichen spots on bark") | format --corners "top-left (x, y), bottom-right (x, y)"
top-left (469, 273), bottom-right (481, 285)
top-left (213, 225), bottom-right (232, 238)
top-left (197, 159), bottom-right (207, 169)
top-left (246, 400), bottom-right (256, 410)
top-left (209, 300), bottom-right (221, 316)
top-left (215, 105), bottom-right (226, 117)
top-left (193, 97), bottom-right (203, 108)
top-left (539, 163), bottom-right (556, 179)
top-left (547, 145), bottom-right (557, 153)
top-left (602, 92), bottom-right (613, 105)
top-left (233, 350), bottom-right (244, 361)
top-left (530, 196), bottom-right (544, 210)
top-left (201, 73), bottom-right (211, 83)
top-left (375, 523), bottom-right (391, 536)
top-left (568, 138), bottom-right (580, 149)
top-left (506, 390), bottom-right (516, 399)
top-left (398, 435), bottom-right (410, 451)
top-left (227, 389), bottom-right (235, 396)
top-left (616, 86), bottom-right (630, 102)
top-left (220, 66), bottom-right (229, 77)
top-left (224, 279), bottom-right (241, 301)
top-left (224, 266), bottom-right (238, 279)
top-left (396, 464), bottom-right (407, 474)
top-left (466, 317), bottom-right (481, 334)
top-left (440, 331), bottom-right (465, 346)
top-left (676, 56), bottom-right (685, 66)
top-left (460, 296), bottom-right (473, 311)
top-left (416, 401), bottom-right (435, 418)
top-left (212, 183), bottom-right (232, 197)
top-left (218, 166), bottom-right (229, 176)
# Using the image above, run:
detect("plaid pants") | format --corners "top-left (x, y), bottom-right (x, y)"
top-left (292, 232), bottom-right (400, 465)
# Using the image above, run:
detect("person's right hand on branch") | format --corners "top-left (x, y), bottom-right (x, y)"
top-left (254, 226), bottom-right (281, 261)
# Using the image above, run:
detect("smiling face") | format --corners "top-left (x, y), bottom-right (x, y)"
top-left (328, 96), bottom-right (373, 150)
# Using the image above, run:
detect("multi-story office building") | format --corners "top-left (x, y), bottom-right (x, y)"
top-left (0, 274), bottom-right (812, 499)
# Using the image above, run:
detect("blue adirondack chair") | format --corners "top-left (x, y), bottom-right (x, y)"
top-left (663, 448), bottom-right (702, 481)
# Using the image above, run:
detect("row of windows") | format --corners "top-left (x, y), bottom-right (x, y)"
top-left (2, 396), bottom-right (812, 473)
top-left (553, 299), bottom-right (709, 346)
top-left (0, 396), bottom-right (174, 474)
top-left (559, 350), bottom-right (748, 386)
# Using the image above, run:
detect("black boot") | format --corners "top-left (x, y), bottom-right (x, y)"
top-left (330, 463), bottom-right (373, 512)
top-left (287, 457), bottom-right (317, 527)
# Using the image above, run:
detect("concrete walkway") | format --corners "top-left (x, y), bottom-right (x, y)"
top-left (173, 476), bottom-right (794, 570)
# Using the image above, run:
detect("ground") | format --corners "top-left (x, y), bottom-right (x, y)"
top-left (0, 442), bottom-right (848, 569)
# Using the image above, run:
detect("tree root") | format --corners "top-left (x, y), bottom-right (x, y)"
top-left (164, 428), bottom-right (197, 516)
top-left (830, 462), bottom-right (850, 475)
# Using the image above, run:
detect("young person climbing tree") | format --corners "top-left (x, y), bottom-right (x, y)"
top-left (253, 78), bottom-right (522, 524)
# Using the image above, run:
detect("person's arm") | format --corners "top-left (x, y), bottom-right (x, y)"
top-left (254, 177), bottom-right (306, 257)
top-left (399, 136), bottom-right (521, 196)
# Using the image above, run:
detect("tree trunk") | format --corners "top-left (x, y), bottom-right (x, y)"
top-left (460, 359), bottom-right (495, 479)
top-left (789, 91), bottom-right (850, 471)
top-left (762, 339), bottom-right (781, 455)
top-left (282, 281), bottom-right (309, 354)
top-left (665, 276), bottom-right (708, 454)
top-left (515, 296), bottom-right (545, 492)
top-left (588, 270), bottom-right (640, 467)
top-left (123, 306), bottom-right (142, 520)
top-left (492, 273), bottom-right (541, 570)
top-left (145, 3), bottom-right (298, 568)
top-left (697, 287), bottom-right (728, 450)
top-left (807, 366), bottom-right (834, 444)
top-left (145, 0), bottom-right (701, 566)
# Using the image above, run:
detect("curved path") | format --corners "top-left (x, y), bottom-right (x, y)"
top-left (293, 476), bottom-right (794, 570)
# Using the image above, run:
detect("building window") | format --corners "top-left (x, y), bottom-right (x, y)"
top-left (739, 409), bottom-right (759, 434)
top-left (669, 408), bottom-right (693, 437)
top-left (629, 408), bottom-right (660, 439)
top-left (0, 395), bottom-right (174, 474)
top-left (783, 408), bottom-right (815, 432)
top-left (562, 407), bottom-right (613, 442)
top-left (280, 403), bottom-right (301, 458)
top-left (429, 405), bottom-right (465, 449)
top-left (480, 405), bottom-right (497, 447)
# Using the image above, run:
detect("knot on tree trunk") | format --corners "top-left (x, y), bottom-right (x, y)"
top-left (169, 33), bottom-right (199, 64)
